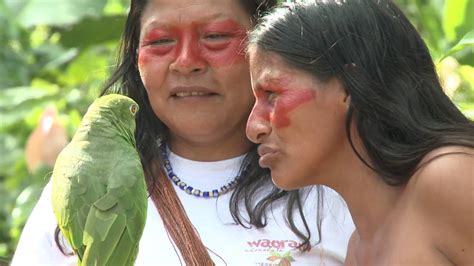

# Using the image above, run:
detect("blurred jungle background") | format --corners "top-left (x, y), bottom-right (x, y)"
top-left (0, 0), bottom-right (473, 263)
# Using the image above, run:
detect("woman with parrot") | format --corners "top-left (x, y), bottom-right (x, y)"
top-left (12, 0), bottom-right (354, 265)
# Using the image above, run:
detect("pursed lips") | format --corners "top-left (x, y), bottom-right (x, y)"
top-left (257, 145), bottom-right (277, 157)
top-left (257, 144), bottom-right (279, 168)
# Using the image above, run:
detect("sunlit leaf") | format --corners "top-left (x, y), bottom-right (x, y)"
top-left (3, 0), bottom-right (28, 16)
top-left (443, 0), bottom-right (474, 43)
top-left (458, 102), bottom-right (474, 120)
top-left (0, 86), bottom-right (58, 110)
top-left (103, 0), bottom-right (129, 16)
top-left (440, 30), bottom-right (474, 61)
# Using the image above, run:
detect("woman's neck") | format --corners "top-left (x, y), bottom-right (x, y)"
top-left (168, 134), bottom-right (253, 161)
top-left (324, 134), bottom-right (404, 243)
top-left (340, 164), bottom-right (403, 242)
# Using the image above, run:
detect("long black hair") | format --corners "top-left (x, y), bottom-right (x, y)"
top-left (249, 0), bottom-right (474, 185)
top-left (99, 0), bottom-right (319, 249)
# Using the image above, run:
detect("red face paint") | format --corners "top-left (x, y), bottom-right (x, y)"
top-left (252, 77), bottom-right (316, 128)
top-left (138, 19), bottom-right (247, 68)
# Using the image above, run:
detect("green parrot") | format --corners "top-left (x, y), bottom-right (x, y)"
top-left (51, 94), bottom-right (147, 265)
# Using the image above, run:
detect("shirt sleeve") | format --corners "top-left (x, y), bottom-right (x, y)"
top-left (11, 180), bottom-right (77, 266)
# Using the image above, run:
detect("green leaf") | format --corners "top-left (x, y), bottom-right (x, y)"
top-left (3, 0), bottom-right (28, 16)
top-left (0, 135), bottom-right (23, 177)
top-left (59, 15), bottom-right (126, 49)
top-left (443, 0), bottom-right (474, 43)
top-left (0, 86), bottom-right (58, 110)
top-left (43, 48), bottom-right (79, 70)
top-left (103, 0), bottom-right (129, 16)
top-left (270, 251), bottom-right (281, 256)
top-left (59, 46), bottom-right (114, 91)
top-left (458, 102), bottom-right (474, 120)
top-left (413, 0), bottom-right (445, 57)
top-left (14, 0), bottom-right (108, 27)
top-left (0, 255), bottom-right (11, 264)
top-left (440, 30), bottom-right (474, 61)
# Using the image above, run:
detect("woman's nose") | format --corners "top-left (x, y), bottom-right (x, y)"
top-left (246, 104), bottom-right (272, 144)
top-left (170, 39), bottom-right (206, 75)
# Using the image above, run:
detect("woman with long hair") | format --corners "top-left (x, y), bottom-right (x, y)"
top-left (246, 1), bottom-right (473, 264)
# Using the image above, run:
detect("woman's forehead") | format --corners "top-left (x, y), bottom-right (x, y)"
top-left (140, 0), bottom-right (251, 29)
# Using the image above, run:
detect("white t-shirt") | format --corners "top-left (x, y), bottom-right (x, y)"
top-left (12, 151), bottom-right (354, 265)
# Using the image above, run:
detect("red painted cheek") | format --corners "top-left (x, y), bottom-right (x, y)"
top-left (138, 44), bottom-right (177, 67)
top-left (138, 28), bottom-right (176, 66)
top-left (201, 38), bottom-right (246, 66)
top-left (138, 21), bottom-right (248, 70)
top-left (201, 20), bottom-right (248, 66)
top-left (138, 49), bottom-right (153, 66)
top-left (272, 89), bottom-right (316, 128)
top-left (138, 36), bottom-right (245, 68)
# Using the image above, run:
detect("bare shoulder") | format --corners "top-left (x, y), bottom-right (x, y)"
top-left (412, 146), bottom-right (473, 198)
top-left (344, 231), bottom-right (358, 266)
top-left (409, 146), bottom-right (474, 264)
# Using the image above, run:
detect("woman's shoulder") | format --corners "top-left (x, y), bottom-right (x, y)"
top-left (412, 145), bottom-right (473, 193)
top-left (410, 145), bottom-right (473, 212)
top-left (408, 145), bottom-right (473, 264)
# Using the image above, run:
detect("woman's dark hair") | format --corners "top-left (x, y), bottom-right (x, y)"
top-left (54, 0), bottom-right (322, 263)
top-left (249, 0), bottom-right (474, 185)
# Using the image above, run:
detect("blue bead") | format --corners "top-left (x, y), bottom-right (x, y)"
top-left (161, 146), bottom-right (241, 198)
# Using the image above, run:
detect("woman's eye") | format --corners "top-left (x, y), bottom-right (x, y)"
top-left (261, 89), bottom-right (277, 103)
top-left (150, 38), bottom-right (175, 46)
top-left (204, 33), bottom-right (229, 41)
top-left (267, 91), bottom-right (277, 103)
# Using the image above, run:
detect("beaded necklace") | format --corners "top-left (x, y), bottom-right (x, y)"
top-left (161, 148), bottom-right (246, 198)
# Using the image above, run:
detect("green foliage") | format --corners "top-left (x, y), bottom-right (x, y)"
top-left (0, 0), bottom-right (472, 263)
top-left (395, 0), bottom-right (474, 119)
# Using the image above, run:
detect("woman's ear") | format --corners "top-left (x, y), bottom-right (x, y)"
top-left (343, 94), bottom-right (351, 110)
top-left (330, 78), bottom-right (350, 110)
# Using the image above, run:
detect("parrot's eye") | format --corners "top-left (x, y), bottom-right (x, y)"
top-left (130, 104), bottom-right (139, 115)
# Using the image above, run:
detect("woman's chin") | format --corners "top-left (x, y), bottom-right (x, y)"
top-left (270, 169), bottom-right (317, 191)
top-left (270, 174), bottom-right (301, 191)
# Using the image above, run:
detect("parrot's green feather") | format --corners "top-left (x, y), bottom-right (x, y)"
top-left (107, 228), bottom-right (136, 266)
top-left (83, 211), bottom-right (126, 265)
top-left (94, 193), bottom-right (119, 211)
top-left (51, 94), bottom-right (147, 266)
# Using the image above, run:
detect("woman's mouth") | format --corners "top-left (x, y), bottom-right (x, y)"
top-left (257, 145), bottom-right (279, 168)
top-left (170, 86), bottom-right (220, 100)
top-left (174, 91), bottom-right (218, 97)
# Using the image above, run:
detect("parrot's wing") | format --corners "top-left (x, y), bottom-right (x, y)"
top-left (53, 143), bottom-right (147, 266)
top-left (52, 145), bottom-right (91, 258)
top-left (81, 149), bottom-right (147, 266)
